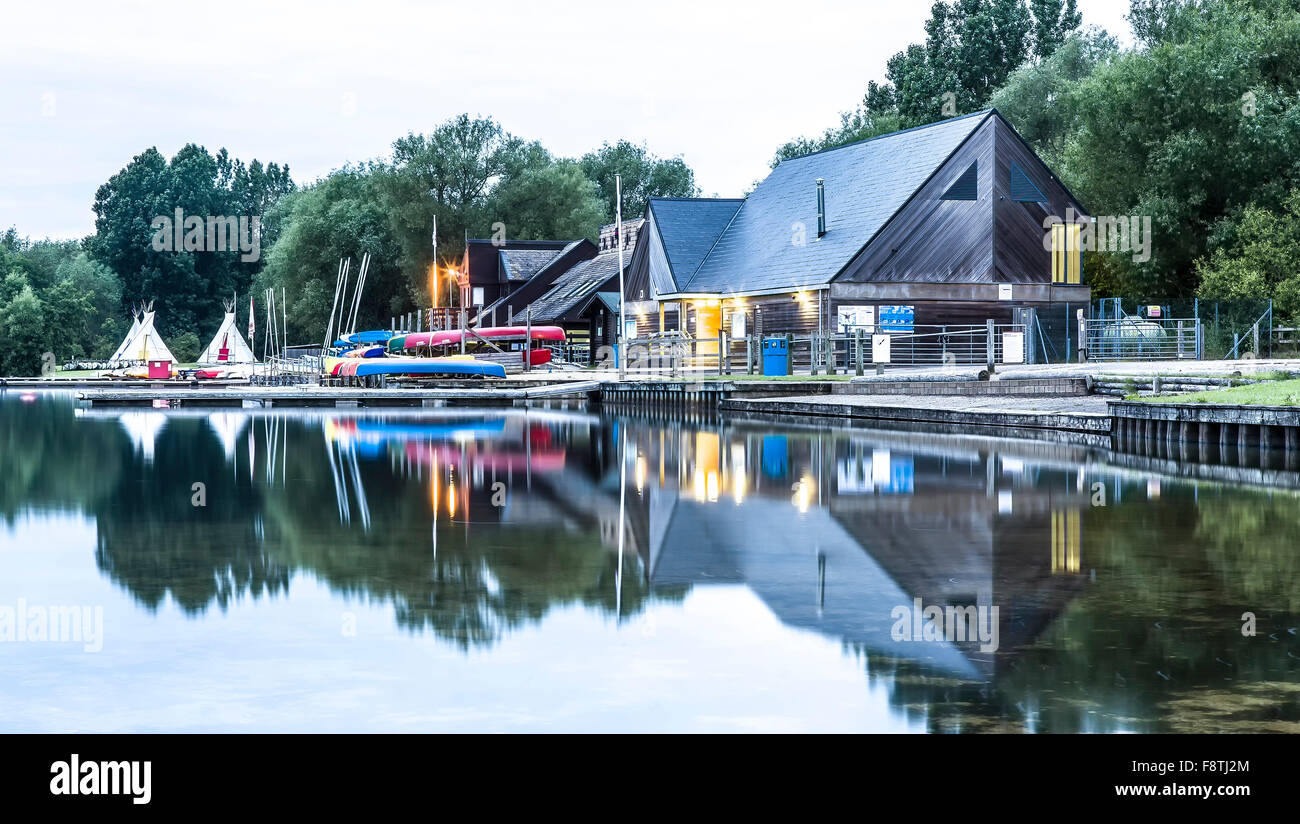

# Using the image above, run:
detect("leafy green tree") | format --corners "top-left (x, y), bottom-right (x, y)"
top-left (41, 279), bottom-right (95, 361)
top-left (578, 140), bottom-right (698, 220)
top-left (1062, 0), bottom-right (1300, 296)
top-left (170, 330), bottom-right (201, 363)
top-left (87, 144), bottom-right (292, 337)
top-left (990, 29), bottom-right (1118, 169)
top-left (1197, 189), bottom-right (1300, 321)
top-left (1029, 0), bottom-right (1082, 58)
top-left (1, 284), bottom-right (47, 375)
top-left (256, 166), bottom-right (408, 342)
top-left (382, 114), bottom-right (534, 280)
top-left (487, 160), bottom-right (606, 241)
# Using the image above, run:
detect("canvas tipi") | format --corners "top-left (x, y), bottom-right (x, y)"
top-left (108, 306), bottom-right (144, 362)
top-left (108, 302), bottom-right (177, 364)
top-left (199, 298), bottom-right (257, 365)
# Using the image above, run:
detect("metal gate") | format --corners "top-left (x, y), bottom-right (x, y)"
top-left (1083, 317), bottom-right (1201, 361)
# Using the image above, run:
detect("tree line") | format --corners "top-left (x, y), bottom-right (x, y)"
top-left (775, 0), bottom-right (1300, 317)
top-left (0, 119), bottom-right (695, 374)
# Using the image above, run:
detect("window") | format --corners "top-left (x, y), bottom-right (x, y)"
top-left (941, 161), bottom-right (978, 201)
top-left (1010, 163), bottom-right (1046, 203)
top-left (471, 287), bottom-right (484, 306)
top-left (1051, 223), bottom-right (1082, 284)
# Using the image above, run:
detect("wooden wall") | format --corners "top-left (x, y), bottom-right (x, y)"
top-left (836, 117), bottom-right (995, 284)
top-left (992, 117), bottom-right (1088, 282)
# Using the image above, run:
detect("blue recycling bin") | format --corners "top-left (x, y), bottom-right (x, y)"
top-left (762, 336), bottom-right (789, 376)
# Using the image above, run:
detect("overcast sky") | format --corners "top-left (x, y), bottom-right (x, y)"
top-left (1, 0), bottom-right (1134, 240)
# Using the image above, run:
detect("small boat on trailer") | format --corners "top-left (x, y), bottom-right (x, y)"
top-left (388, 326), bottom-right (565, 370)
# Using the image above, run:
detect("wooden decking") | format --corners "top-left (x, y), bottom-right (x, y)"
top-left (76, 381), bottom-right (601, 407)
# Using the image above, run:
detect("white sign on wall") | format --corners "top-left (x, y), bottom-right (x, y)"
top-left (998, 284), bottom-right (1013, 301)
top-left (872, 334), bottom-right (891, 364)
top-left (731, 311), bottom-right (746, 338)
top-left (1002, 331), bottom-right (1025, 364)
top-left (837, 305), bottom-right (875, 334)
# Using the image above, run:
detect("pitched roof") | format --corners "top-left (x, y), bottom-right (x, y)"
top-left (645, 198), bottom-right (743, 288)
top-left (499, 248), bottom-right (562, 282)
top-left (513, 250), bottom-right (625, 323)
top-left (475, 239), bottom-right (591, 321)
top-left (673, 110), bottom-right (992, 295)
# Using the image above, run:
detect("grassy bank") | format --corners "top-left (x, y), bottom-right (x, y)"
top-left (1147, 378), bottom-right (1300, 406)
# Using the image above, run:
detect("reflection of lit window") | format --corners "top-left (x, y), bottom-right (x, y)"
top-left (635, 455), bottom-right (646, 494)
top-left (1051, 509), bottom-right (1080, 574)
top-left (706, 471), bottom-right (719, 502)
top-left (693, 469), bottom-right (706, 502)
top-left (792, 475), bottom-right (813, 513)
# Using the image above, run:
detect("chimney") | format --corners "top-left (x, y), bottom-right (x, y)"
top-left (816, 178), bottom-right (826, 238)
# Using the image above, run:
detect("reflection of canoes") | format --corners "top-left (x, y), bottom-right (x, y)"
top-left (327, 357), bottom-right (507, 379)
top-left (405, 442), bottom-right (567, 473)
top-left (341, 418), bottom-right (507, 440)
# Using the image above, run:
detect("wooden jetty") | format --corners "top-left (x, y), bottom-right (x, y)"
top-left (77, 380), bottom-right (602, 408)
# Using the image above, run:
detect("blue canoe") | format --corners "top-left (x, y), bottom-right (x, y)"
top-left (338, 330), bottom-right (395, 345)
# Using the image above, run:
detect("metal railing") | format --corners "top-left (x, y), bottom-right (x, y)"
top-left (614, 323), bottom-right (1028, 376)
top-left (1083, 318), bottom-right (1201, 361)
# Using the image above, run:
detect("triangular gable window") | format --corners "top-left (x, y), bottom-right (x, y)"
top-left (941, 161), bottom-right (978, 201)
top-left (1010, 163), bottom-right (1047, 203)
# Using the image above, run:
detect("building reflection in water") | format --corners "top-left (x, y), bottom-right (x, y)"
top-left (30, 397), bottom-right (1298, 731)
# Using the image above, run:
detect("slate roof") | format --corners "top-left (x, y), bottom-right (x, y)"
top-left (475, 239), bottom-right (590, 322)
top-left (646, 198), bottom-right (743, 286)
top-left (669, 110), bottom-right (992, 295)
top-left (499, 248), bottom-right (561, 282)
top-left (512, 250), bottom-right (625, 323)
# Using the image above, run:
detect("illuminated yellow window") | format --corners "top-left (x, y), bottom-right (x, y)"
top-left (1051, 223), bottom-right (1082, 284)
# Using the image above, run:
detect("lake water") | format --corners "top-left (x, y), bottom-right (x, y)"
top-left (2, 392), bottom-right (1298, 733)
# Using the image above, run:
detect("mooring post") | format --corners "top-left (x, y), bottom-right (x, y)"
top-left (855, 329), bottom-right (864, 377)
top-left (524, 308), bottom-right (532, 373)
top-left (825, 334), bottom-right (836, 376)
top-left (986, 319), bottom-right (995, 374)
top-left (718, 331), bottom-right (726, 377)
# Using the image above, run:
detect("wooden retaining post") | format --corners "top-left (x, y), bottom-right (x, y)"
top-left (825, 334), bottom-right (836, 376)
top-left (986, 319), bottom-right (996, 374)
top-left (855, 330), bottom-right (864, 377)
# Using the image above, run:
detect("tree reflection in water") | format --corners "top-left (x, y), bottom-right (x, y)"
top-left (2, 393), bottom-right (1298, 732)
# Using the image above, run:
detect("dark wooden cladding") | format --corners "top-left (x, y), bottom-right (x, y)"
top-left (992, 117), bottom-right (1087, 282)
top-left (622, 234), bottom-right (652, 303)
top-left (836, 114), bottom-right (1086, 288)
top-left (461, 239), bottom-right (571, 308)
top-left (837, 117), bottom-right (995, 285)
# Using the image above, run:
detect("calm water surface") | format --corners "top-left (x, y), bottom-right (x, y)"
top-left (2, 391), bottom-right (1298, 732)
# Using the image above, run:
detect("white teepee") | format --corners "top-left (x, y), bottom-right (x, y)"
top-left (199, 298), bottom-right (257, 364)
top-left (108, 307), bottom-right (144, 362)
top-left (108, 302), bottom-right (177, 363)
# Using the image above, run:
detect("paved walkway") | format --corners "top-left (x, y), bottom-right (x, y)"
top-left (738, 392), bottom-right (1112, 415)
